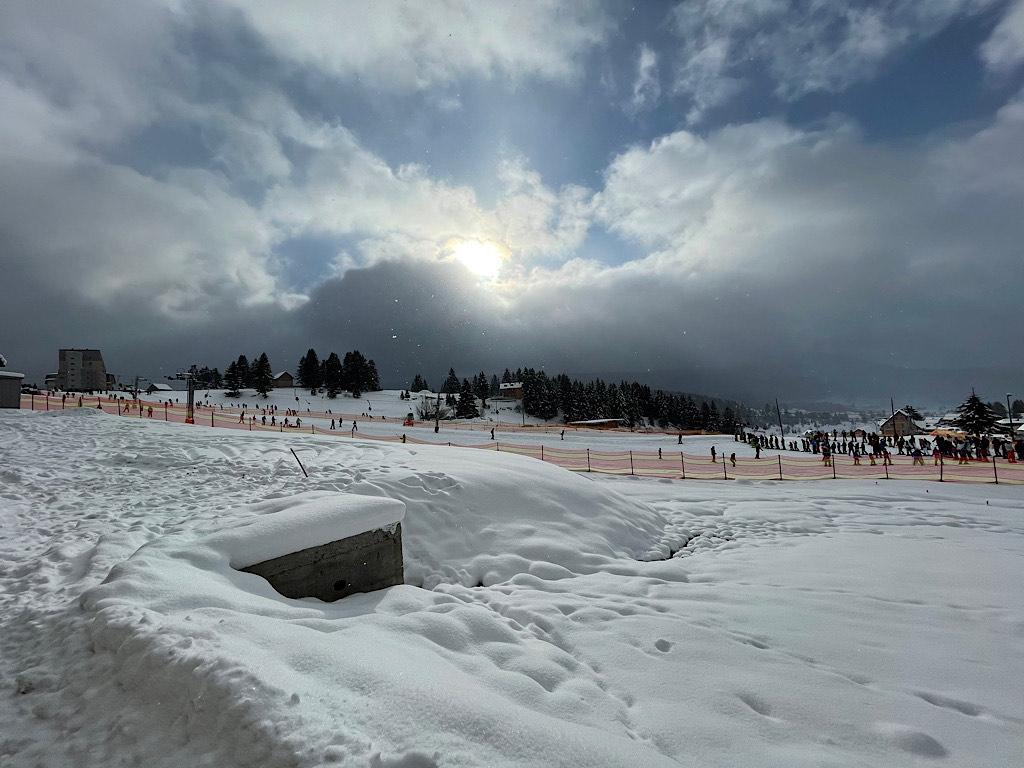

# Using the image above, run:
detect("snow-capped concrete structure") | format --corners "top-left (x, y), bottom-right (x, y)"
top-left (236, 495), bottom-right (405, 602)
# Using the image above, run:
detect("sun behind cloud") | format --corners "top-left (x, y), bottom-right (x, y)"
top-left (448, 238), bottom-right (506, 281)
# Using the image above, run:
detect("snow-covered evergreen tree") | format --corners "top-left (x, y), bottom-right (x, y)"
top-left (252, 353), bottom-right (273, 397)
top-left (954, 391), bottom-right (998, 436)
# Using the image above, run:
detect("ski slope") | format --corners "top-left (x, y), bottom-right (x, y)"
top-left (1, 408), bottom-right (1022, 767)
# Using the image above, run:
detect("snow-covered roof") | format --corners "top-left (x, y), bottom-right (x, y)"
top-left (273, 371), bottom-right (292, 379)
top-left (499, 382), bottom-right (523, 389)
top-left (147, 382), bottom-right (172, 391)
top-left (0, 370), bottom-right (25, 380)
top-left (878, 409), bottom-right (923, 428)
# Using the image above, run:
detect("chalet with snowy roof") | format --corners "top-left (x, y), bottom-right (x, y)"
top-left (145, 382), bottom-right (173, 394)
top-left (498, 381), bottom-right (523, 400)
top-left (272, 371), bottom-right (294, 389)
top-left (878, 409), bottom-right (924, 437)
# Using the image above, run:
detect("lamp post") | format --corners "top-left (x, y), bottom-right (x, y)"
top-left (174, 371), bottom-right (195, 424)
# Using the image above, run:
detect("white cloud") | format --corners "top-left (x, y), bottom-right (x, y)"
top-left (220, 0), bottom-right (611, 89)
top-left (669, 0), bottom-right (999, 121)
top-left (595, 119), bottom-right (804, 247)
top-left (265, 131), bottom-right (592, 273)
top-left (981, 0), bottom-right (1024, 73)
top-left (626, 44), bottom-right (661, 115)
top-left (493, 157), bottom-right (593, 263)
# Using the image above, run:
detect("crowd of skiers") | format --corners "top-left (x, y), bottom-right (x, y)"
top-left (736, 429), bottom-right (1024, 464)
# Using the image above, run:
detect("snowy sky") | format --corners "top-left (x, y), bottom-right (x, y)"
top-left (2, 1), bottom-right (1023, 404)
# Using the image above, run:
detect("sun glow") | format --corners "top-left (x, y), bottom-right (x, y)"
top-left (450, 239), bottom-right (505, 280)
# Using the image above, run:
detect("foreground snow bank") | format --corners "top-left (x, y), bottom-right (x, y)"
top-left (81, 488), bottom-right (679, 767)
top-left (2, 410), bottom-right (1023, 767)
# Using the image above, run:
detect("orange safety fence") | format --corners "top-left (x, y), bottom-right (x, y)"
top-left (20, 394), bottom-right (1024, 485)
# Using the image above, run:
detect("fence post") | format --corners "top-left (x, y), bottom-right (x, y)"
top-left (496, 442), bottom-right (500, 452)
top-left (211, 410), bottom-right (214, 427)
top-left (629, 450), bottom-right (634, 475)
top-left (778, 454), bottom-right (783, 480)
top-left (939, 456), bottom-right (943, 482)
top-left (884, 460), bottom-right (889, 480)
top-left (722, 457), bottom-right (728, 480)
top-left (31, 393), bottom-right (35, 410)
top-left (832, 457), bottom-right (837, 480)
top-left (311, 424), bottom-right (315, 434)
top-left (993, 457), bottom-right (999, 485)
top-left (680, 452), bottom-right (685, 480)
top-left (164, 403), bottom-right (168, 421)
top-left (587, 448), bottom-right (591, 472)
top-left (541, 445), bottom-right (544, 462)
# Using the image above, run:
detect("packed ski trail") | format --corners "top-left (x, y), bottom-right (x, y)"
top-left (1, 408), bottom-right (1022, 767)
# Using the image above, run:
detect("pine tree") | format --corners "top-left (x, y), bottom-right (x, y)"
top-left (721, 406), bottom-right (736, 434)
top-left (474, 371), bottom-right (490, 408)
top-left (322, 353), bottom-right (343, 398)
top-left (903, 404), bottom-right (923, 420)
top-left (706, 401), bottom-right (721, 432)
top-left (489, 374), bottom-right (500, 398)
top-left (235, 355), bottom-right (250, 388)
top-left (502, 368), bottom-right (513, 384)
top-left (252, 353), bottom-right (273, 397)
top-left (443, 368), bottom-right (460, 394)
top-left (411, 374), bottom-right (429, 392)
top-left (367, 359), bottom-right (381, 391)
top-left (456, 378), bottom-right (480, 418)
top-left (297, 348), bottom-right (321, 392)
top-left (223, 361), bottom-right (241, 397)
top-left (954, 391), bottom-right (998, 436)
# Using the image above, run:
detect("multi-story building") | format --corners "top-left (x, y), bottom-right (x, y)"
top-left (56, 348), bottom-right (108, 391)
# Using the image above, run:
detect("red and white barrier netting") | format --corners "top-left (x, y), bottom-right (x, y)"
top-left (22, 394), bottom-right (1024, 485)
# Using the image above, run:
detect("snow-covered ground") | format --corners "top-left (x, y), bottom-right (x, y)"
top-left (1, 408), bottom-right (1022, 767)
top-left (96, 388), bottom-right (781, 456)
top-left (145, 387), bottom-right (551, 427)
